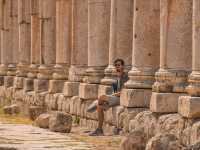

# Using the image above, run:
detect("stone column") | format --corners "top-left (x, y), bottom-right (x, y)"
top-left (63, 0), bottom-right (88, 97)
top-left (79, 0), bottom-right (110, 100)
top-left (150, 0), bottom-right (192, 113)
top-left (49, 0), bottom-right (72, 93)
top-left (14, 0), bottom-right (31, 89)
top-left (99, 0), bottom-right (133, 96)
top-left (34, 0), bottom-right (56, 92)
top-left (179, 0), bottom-right (200, 118)
top-left (0, 0), bottom-right (18, 87)
top-left (120, 0), bottom-right (160, 108)
top-left (24, 0), bottom-right (40, 91)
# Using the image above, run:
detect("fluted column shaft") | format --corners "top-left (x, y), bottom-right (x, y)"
top-left (153, 0), bottom-right (192, 93)
top-left (69, 0), bottom-right (88, 82)
top-left (84, 0), bottom-right (110, 84)
top-left (101, 0), bottom-right (133, 85)
top-left (53, 0), bottom-right (72, 80)
top-left (17, 0), bottom-right (31, 77)
top-left (37, 0), bottom-right (56, 80)
top-left (125, 0), bottom-right (160, 89)
top-left (187, 0), bottom-right (200, 96)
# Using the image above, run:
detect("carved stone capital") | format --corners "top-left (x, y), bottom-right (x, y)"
top-left (37, 65), bottom-right (54, 80)
top-left (16, 63), bottom-right (30, 77)
top-left (152, 69), bottom-right (189, 93)
top-left (0, 64), bottom-right (8, 76)
top-left (83, 66), bottom-right (105, 84)
top-left (27, 64), bottom-right (39, 79)
top-left (52, 64), bottom-right (68, 80)
top-left (186, 71), bottom-right (200, 96)
top-left (125, 67), bottom-right (156, 89)
top-left (68, 65), bottom-right (88, 82)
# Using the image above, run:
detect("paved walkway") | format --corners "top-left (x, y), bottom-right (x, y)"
top-left (0, 122), bottom-right (94, 150)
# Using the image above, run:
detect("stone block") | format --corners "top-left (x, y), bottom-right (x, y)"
top-left (98, 85), bottom-right (113, 97)
top-left (14, 77), bottom-right (24, 89)
top-left (150, 92), bottom-right (185, 113)
top-left (4, 76), bottom-right (14, 88)
top-left (0, 76), bottom-right (4, 86)
top-left (63, 82), bottom-right (79, 97)
top-left (178, 96), bottom-right (200, 119)
top-left (23, 78), bottom-right (34, 92)
top-left (34, 79), bottom-right (49, 92)
top-left (48, 80), bottom-right (65, 93)
top-left (120, 89), bottom-right (152, 108)
top-left (79, 83), bottom-right (99, 100)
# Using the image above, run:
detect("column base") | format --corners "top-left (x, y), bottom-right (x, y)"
top-left (63, 82), bottom-right (80, 97)
top-left (48, 80), bottom-right (65, 93)
top-left (150, 92), bottom-right (185, 113)
top-left (0, 76), bottom-right (4, 86)
top-left (120, 89), bottom-right (151, 108)
top-left (98, 84), bottom-right (113, 97)
top-left (178, 96), bottom-right (200, 119)
top-left (24, 78), bottom-right (34, 92)
top-left (79, 83), bottom-right (99, 100)
top-left (34, 79), bottom-right (49, 93)
top-left (4, 76), bottom-right (14, 88)
top-left (14, 77), bottom-right (24, 89)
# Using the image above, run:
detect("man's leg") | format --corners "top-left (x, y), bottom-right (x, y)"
top-left (97, 104), bottom-right (104, 129)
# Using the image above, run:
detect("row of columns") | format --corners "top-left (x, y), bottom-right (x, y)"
top-left (0, 0), bottom-right (199, 119)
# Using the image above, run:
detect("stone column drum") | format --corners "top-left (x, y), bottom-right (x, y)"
top-left (14, 0), bottom-right (31, 89)
top-left (178, 0), bottom-right (200, 119)
top-left (79, 0), bottom-right (110, 100)
top-left (24, 0), bottom-right (40, 92)
top-left (150, 0), bottom-right (192, 113)
top-left (0, 0), bottom-right (17, 87)
top-left (63, 0), bottom-right (88, 97)
top-left (49, 0), bottom-right (72, 94)
top-left (34, 0), bottom-right (56, 92)
top-left (99, 0), bottom-right (133, 96)
top-left (120, 0), bottom-right (160, 108)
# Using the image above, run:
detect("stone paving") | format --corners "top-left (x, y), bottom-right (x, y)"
top-left (0, 122), bottom-right (95, 150)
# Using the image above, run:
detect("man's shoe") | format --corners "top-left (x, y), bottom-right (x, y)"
top-left (89, 128), bottom-right (104, 136)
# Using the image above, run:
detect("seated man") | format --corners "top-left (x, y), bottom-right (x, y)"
top-left (89, 58), bottom-right (128, 136)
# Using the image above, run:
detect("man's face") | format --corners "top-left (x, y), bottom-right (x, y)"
top-left (114, 61), bottom-right (124, 73)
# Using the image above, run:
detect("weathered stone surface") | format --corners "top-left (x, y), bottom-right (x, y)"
top-left (120, 129), bottom-right (146, 150)
top-left (150, 92), bottom-right (185, 113)
top-left (120, 89), bottom-right (151, 108)
top-left (129, 111), bottom-right (158, 138)
top-left (98, 85), bottom-right (113, 97)
top-left (28, 106), bottom-right (44, 120)
top-left (179, 96), bottom-right (200, 119)
top-left (23, 78), bottom-right (34, 92)
top-left (35, 113), bottom-right (50, 129)
top-left (146, 133), bottom-right (185, 150)
top-left (63, 82), bottom-right (79, 97)
top-left (4, 76), bottom-right (14, 88)
top-left (34, 79), bottom-right (49, 92)
top-left (13, 77), bottom-right (24, 89)
top-left (48, 80), bottom-right (65, 93)
top-left (49, 111), bottom-right (72, 133)
top-left (3, 104), bottom-right (20, 115)
top-left (79, 83), bottom-right (99, 99)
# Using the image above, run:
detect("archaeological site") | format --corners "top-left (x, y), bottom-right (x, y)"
top-left (0, 0), bottom-right (200, 149)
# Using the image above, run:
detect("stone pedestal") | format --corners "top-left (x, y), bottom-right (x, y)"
top-left (63, 82), bottom-right (80, 97)
top-left (178, 96), bottom-right (200, 119)
top-left (0, 76), bottom-right (4, 86)
top-left (121, 89), bottom-right (151, 108)
top-left (150, 92), bottom-right (186, 113)
top-left (79, 83), bottom-right (99, 100)
top-left (98, 84), bottom-right (113, 97)
top-left (13, 77), bottom-right (24, 89)
top-left (24, 78), bottom-right (34, 92)
top-left (34, 79), bottom-right (49, 93)
top-left (48, 80), bottom-right (65, 94)
top-left (4, 76), bottom-right (14, 88)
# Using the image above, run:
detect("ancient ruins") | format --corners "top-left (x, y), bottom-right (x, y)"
top-left (0, 0), bottom-right (200, 149)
